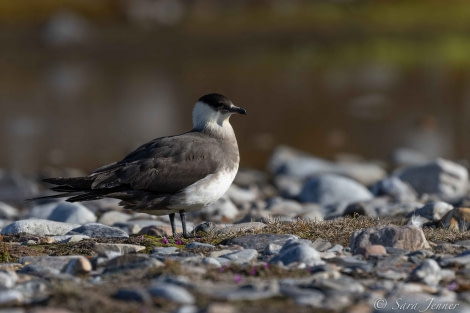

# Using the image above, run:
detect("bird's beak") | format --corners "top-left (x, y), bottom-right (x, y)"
top-left (229, 105), bottom-right (247, 115)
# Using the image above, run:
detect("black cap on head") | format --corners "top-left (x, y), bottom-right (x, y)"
top-left (198, 93), bottom-right (247, 115)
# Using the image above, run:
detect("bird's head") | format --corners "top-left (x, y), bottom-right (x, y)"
top-left (192, 93), bottom-right (247, 132)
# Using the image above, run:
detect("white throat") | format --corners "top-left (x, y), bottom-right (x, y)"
top-left (192, 101), bottom-right (235, 138)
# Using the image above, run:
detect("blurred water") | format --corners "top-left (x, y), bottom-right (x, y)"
top-left (1, 2), bottom-right (470, 174)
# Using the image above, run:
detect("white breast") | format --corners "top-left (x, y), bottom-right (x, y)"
top-left (169, 167), bottom-right (238, 212)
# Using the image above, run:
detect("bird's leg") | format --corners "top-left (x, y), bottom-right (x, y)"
top-left (169, 213), bottom-right (177, 237)
top-left (179, 210), bottom-right (192, 238)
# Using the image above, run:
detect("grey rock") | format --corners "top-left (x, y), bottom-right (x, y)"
top-left (220, 249), bottom-right (258, 264)
top-left (350, 225), bottom-right (431, 255)
top-left (202, 257), bottom-right (222, 267)
top-left (311, 238), bottom-right (333, 252)
top-left (264, 243), bottom-right (282, 255)
top-left (104, 254), bottom-right (164, 273)
top-left (269, 146), bottom-right (386, 185)
top-left (175, 305), bottom-right (198, 313)
top-left (114, 219), bottom-right (173, 235)
top-left (148, 283), bottom-right (194, 304)
top-left (0, 202), bottom-right (19, 219)
top-left (113, 288), bottom-right (151, 303)
top-left (198, 196), bottom-right (239, 222)
top-left (52, 234), bottom-right (90, 243)
top-left (270, 240), bottom-right (324, 267)
top-left (204, 282), bottom-right (279, 301)
top-left (265, 197), bottom-right (304, 218)
top-left (152, 246), bottom-right (180, 255)
top-left (1, 219), bottom-right (80, 236)
top-left (395, 158), bottom-right (469, 202)
top-left (27, 202), bottom-right (57, 219)
top-left (186, 242), bottom-right (215, 249)
top-left (311, 275), bottom-right (365, 294)
top-left (298, 174), bottom-right (373, 206)
top-left (226, 234), bottom-right (299, 252)
top-left (66, 223), bottom-right (129, 238)
top-left (411, 201), bottom-right (454, 221)
top-left (0, 270), bottom-right (18, 289)
top-left (409, 259), bottom-right (455, 286)
top-left (97, 211), bottom-right (131, 226)
top-left (439, 250), bottom-right (470, 267)
top-left (274, 175), bottom-right (304, 198)
top-left (371, 177), bottom-right (417, 202)
top-left (216, 222), bottom-right (266, 235)
top-left (0, 290), bottom-right (24, 305)
top-left (47, 201), bottom-right (97, 224)
top-left (93, 243), bottom-right (146, 256)
top-left (19, 255), bottom-right (90, 276)
top-left (62, 256), bottom-right (92, 275)
top-left (279, 282), bottom-right (325, 307)
top-left (226, 184), bottom-right (259, 206)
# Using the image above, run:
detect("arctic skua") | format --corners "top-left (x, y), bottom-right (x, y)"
top-left (40, 93), bottom-right (246, 238)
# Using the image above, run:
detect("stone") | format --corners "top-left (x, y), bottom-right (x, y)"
top-left (412, 201), bottom-right (454, 221)
top-left (298, 174), bottom-right (373, 206)
top-left (66, 223), bottom-right (129, 238)
top-left (370, 177), bottom-right (417, 202)
top-left (148, 283), bottom-right (194, 304)
top-left (0, 270), bottom-right (18, 289)
top-left (47, 201), bottom-right (97, 224)
top-left (104, 254), bottom-right (164, 273)
top-left (202, 282), bottom-right (279, 301)
top-left (409, 259), bottom-right (455, 286)
top-left (52, 235), bottom-right (90, 243)
top-left (198, 196), bottom-right (239, 222)
top-left (439, 250), bottom-right (470, 267)
top-left (62, 256), bottom-right (92, 275)
top-left (311, 238), bottom-right (333, 252)
top-left (0, 290), bottom-right (24, 305)
top-left (19, 255), bottom-right (90, 276)
top-left (0, 202), bottom-right (19, 219)
top-left (395, 158), bottom-right (469, 202)
top-left (226, 234), bottom-right (299, 252)
top-left (350, 225), bottom-right (431, 255)
top-left (202, 257), bottom-right (222, 267)
top-left (1, 219), bottom-right (80, 236)
top-left (204, 303), bottom-right (236, 313)
top-left (115, 219), bottom-right (174, 235)
top-left (216, 222), bottom-right (267, 235)
top-left (93, 243), bottom-right (145, 256)
top-left (27, 202), bottom-right (58, 219)
top-left (226, 184), bottom-right (259, 206)
top-left (265, 197), bottom-right (304, 218)
top-left (112, 288), bottom-right (151, 303)
top-left (186, 242), bottom-right (215, 249)
top-left (219, 249), bottom-right (258, 264)
top-left (97, 211), bottom-right (131, 226)
top-left (270, 240), bottom-right (324, 267)
top-left (364, 244), bottom-right (387, 258)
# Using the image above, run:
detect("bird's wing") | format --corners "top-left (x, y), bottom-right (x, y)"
top-left (89, 132), bottom-right (223, 194)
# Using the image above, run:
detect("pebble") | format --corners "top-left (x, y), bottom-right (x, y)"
top-left (409, 259), bottom-right (455, 286)
top-left (226, 234), bottom-right (298, 252)
top-left (148, 283), bottom-right (195, 304)
top-left (47, 201), bottom-right (97, 224)
top-left (0, 201), bottom-right (19, 219)
top-left (97, 211), bottom-right (131, 226)
top-left (350, 225), bottom-right (430, 255)
top-left (216, 222), bottom-right (266, 235)
top-left (0, 270), bottom-right (18, 289)
top-left (66, 223), bottom-right (129, 238)
top-left (93, 243), bottom-right (145, 256)
top-left (1, 219), bottom-right (80, 236)
top-left (411, 201), bottom-right (454, 221)
top-left (219, 249), bottom-right (258, 264)
top-left (298, 174), bottom-right (373, 206)
top-left (395, 158), bottom-right (469, 202)
top-left (371, 177), bottom-right (417, 202)
top-left (270, 240), bottom-right (324, 267)
top-left (112, 288), bottom-right (151, 303)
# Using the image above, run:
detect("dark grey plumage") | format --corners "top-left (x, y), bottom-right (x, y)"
top-left (38, 93), bottom-right (246, 238)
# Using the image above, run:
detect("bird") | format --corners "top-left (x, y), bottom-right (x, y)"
top-left (38, 93), bottom-right (246, 238)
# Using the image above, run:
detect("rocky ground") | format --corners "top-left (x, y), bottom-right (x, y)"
top-left (1, 146), bottom-right (470, 313)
